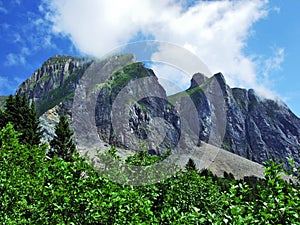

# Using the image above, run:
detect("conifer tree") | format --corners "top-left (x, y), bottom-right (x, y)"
top-left (185, 158), bottom-right (197, 171)
top-left (27, 100), bottom-right (43, 146)
top-left (1, 94), bottom-right (42, 146)
top-left (0, 110), bottom-right (5, 129)
top-left (49, 114), bottom-right (76, 162)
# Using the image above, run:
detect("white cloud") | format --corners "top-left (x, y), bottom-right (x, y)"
top-left (151, 63), bottom-right (191, 95)
top-left (42, 0), bottom-right (285, 98)
top-left (5, 53), bottom-right (26, 66)
top-left (4, 11), bottom-right (59, 66)
top-left (244, 47), bottom-right (285, 99)
top-left (272, 6), bottom-right (280, 13)
top-left (263, 47), bottom-right (285, 78)
top-left (151, 43), bottom-right (211, 77)
top-left (4, 48), bottom-right (30, 66)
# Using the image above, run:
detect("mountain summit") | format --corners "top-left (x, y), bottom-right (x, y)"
top-left (171, 72), bottom-right (300, 170)
top-left (15, 55), bottom-right (300, 177)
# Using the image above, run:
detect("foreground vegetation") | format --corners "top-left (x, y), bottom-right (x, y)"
top-left (0, 95), bottom-right (299, 224)
top-left (0, 124), bottom-right (299, 224)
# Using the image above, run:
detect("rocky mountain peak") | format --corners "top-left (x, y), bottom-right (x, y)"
top-left (190, 73), bottom-right (208, 88)
top-left (189, 72), bottom-right (228, 97)
top-left (16, 55), bottom-right (94, 115)
top-left (212, 72), bottom-right (228, 96)
top-left (171, 70), bottom-right (300, 170)
top-left (14, 54), bottom-right (300, 175)
top-left (17, 55), bottom-right (93, 93)
top-left (93, 62), bottom-right (179, 155)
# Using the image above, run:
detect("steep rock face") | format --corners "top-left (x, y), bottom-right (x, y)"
top-left (16, 54), bottom-right (300, 170)
top-left (15, 55), bottom-right (94, 143)
top-left (224, 87), bottom-right (300, 169)
top-left (169, 72), bottom-right (228, 148)
top-left (178, 73), bottom-right (300, 169)
top-left (39, 99), bottom-right (73, 144)
top-left (190, 73), bottom-right (208, 89)
top-left (94, 62), bottom-right (180, 155)
top-left (71, 54), bottom-right (139, 153)
top-left (16, 55), bottom-right (93, 115)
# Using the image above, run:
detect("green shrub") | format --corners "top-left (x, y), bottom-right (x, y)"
top-left (0, 126), bottom-right (299, 224)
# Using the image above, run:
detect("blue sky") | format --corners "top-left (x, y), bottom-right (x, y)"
top-left (0, 0), bottom-right (299, 117)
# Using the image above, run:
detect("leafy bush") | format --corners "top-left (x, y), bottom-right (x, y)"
top-left (0, 125), bottom-right (299, 224)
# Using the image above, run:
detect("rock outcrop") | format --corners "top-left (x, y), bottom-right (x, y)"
top-left (16, 55), bottom-right (93, 115)
top-left (94, 62), bottom-right (180, 155)
top-left (15, 54), bottom-right (300, 171)
top-left (172, 73), bottom-right (300, 169)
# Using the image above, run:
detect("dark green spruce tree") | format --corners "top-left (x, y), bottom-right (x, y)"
top-left (27, 100), bottom-right (43, 146)
top-left (49, 114), bottom-right (76, 162)
top-left (0, 94), bottom-right (42, 146)
top-left (0, 110), bottom-right (5, 129)
top-left (185, 158), bottom-right (197, 171)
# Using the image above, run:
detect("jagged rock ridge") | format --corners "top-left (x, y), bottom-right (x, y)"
top-left (94, 62), bottom-right (181, 155)
top-left (15, 54), bottom-right (300, 172)
top-left (16, 55), bottom-right (94, 115)
top-left (171, 73), bottom-right (300, 169)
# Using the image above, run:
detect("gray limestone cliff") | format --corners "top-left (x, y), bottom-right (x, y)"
top-left (171, 73), bottom-right (300, 169)
top-left (16, 55), bottom-right (94, 115)
top-left (94, 62), bottom-right (180, 155)
top-left (15, 54), bottom-right (300, 171)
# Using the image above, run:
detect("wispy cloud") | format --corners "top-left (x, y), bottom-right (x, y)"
top-left (5, 53), bottom-right (26, 66)
top-left (2, 8), bottom-right (60, 68)
top-left (0, 23), bottom-right (10, 30)
top-left (263, 47), bottom-right (285, 78)
top-left (23, 11), bottom-right (57, 50)
top-left (151, 62), bottom-right (192, 95)
top-left (13, 33), bottom-right (21, 43)
top-left (247, 47), bottom-right (285, 99)
top-left (0, 76), bottom-right (20, 95)
top-left (13, 0), bottom-right (21, 5)
top-left (0, 1), bottom-right (8, 14)
top-left (4, 47), bottom-right (30, 66)
top-left (0, 7), bottom-right (7, 14)
top-left (42, 0), bottom-right (284, 99)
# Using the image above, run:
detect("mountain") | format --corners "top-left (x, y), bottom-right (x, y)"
top-left (16, 55), bottom-right (94, 115)
top-left (15, 54), bottom-right (300, 177)
top-left (170, 72), bottom-right (300, 170)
